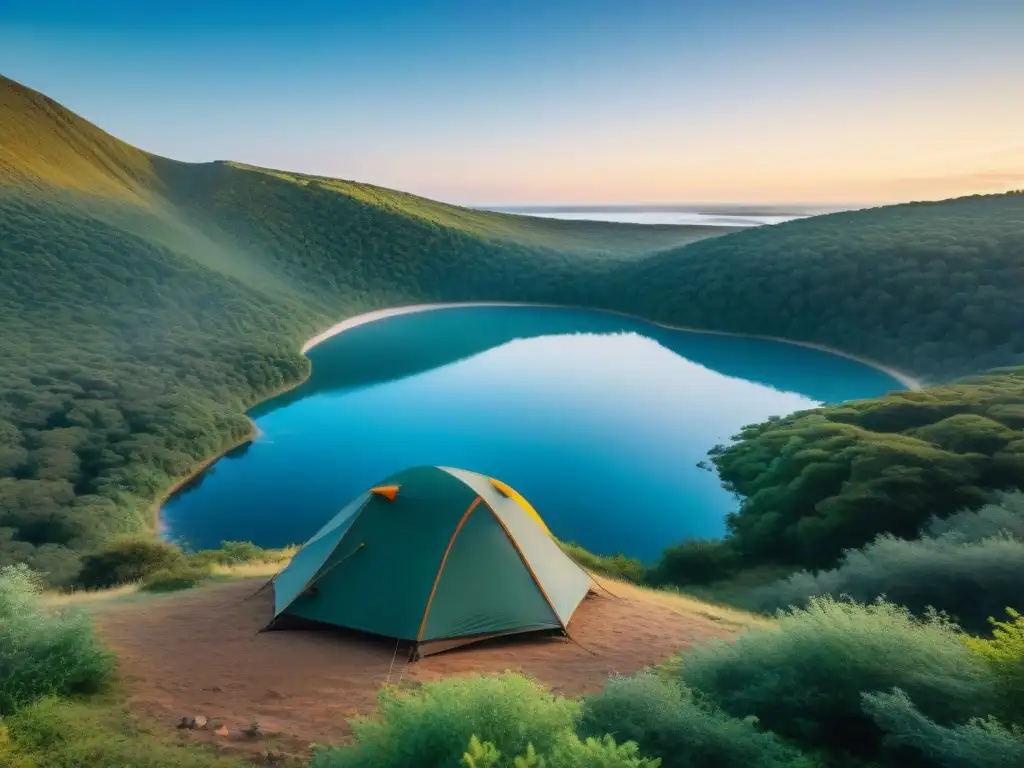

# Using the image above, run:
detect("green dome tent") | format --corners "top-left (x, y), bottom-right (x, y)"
top-left (265, 465), bottom-right (595, 658)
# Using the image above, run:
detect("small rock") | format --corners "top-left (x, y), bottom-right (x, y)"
top-left (177, 717), bottom-right (191, 729)
top-left (214, 725), bottom-right (229, 737)
top-left (192, 715), bottom-right (208, 730)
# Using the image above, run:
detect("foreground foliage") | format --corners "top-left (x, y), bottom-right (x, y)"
top-left (0, 565), bottom-right (113, 715)
top-left (1, 696), bottom-right (245, 768)
top-left (310, 674), bottom-right (578, 768)
top-left (313, 597), bottom-right (1023, 767)
top-left (679, 597), bottom-right (997, 760)
top-left (962, 608), bottom-right (1024, 725)
top-left (748, 492), bottom-right (1024, 632)
top-left (862, 689), bottom-right (1024, 768)
top-left (577, 673), bottom-right (818, 767)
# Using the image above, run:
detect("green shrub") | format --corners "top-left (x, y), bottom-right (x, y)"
top-left (577, 673), bottom-right (818, 768)
top-left (862, 688), bottom-right (1024, 767)
top-left (747, 533), bottom-right (1024, 634)
top-left (646, 539), bottom-right (740, 587)
top-left (963, 608), bottom-right (1024, 725)
top-left (189, 540), bottom-right (289, 568)
top-left (140, 564), bottom-right (211, 593)
top-left (461, 733), bottom-right (661, 768)
top-left (748, 492), bottom-right (1024, 633)
top-left (0, 565), bottom-right (114, 715)
top-left (310, 673), bottom-right (577, 768)
top-left (3, 696), bottom-right (244, 767)
top-left (558, 541), bottom-right (645, 584)
top-left (679, 597), bottom-right (996, 758)
top-left (75, 536), bottom-right (188, 590)
top-left (926, 492), bottom-right (1024, 542)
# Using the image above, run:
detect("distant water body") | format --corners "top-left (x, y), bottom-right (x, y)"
top-left (486, 204), bottom-right (844, 228)
top-left (161, 306), bottom-right (903, 563)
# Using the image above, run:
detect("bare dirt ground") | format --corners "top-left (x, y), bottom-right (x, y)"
top-left (92, 576), bottom-right (751, 762)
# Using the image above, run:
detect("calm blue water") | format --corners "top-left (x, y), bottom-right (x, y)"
top-left (161, 305), bottom-right (904, 562)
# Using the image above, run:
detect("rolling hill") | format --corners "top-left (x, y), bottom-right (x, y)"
top-left (602, 194), bottom-right (1024, 380)
top-left (2, 71), bottom-right (1024, 587)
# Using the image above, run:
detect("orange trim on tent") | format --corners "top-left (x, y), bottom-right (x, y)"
top-left (369, 485), bottom-right (399, 501)
top-left (416, 496), bottom-right (482, 642)
top-left (482, 501), bottom-right (564, 629)
top-left (487, 477), bottom-right (551, 536)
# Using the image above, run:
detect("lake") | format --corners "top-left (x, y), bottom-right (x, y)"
top-left (160, 305), bottom-right (905, 562)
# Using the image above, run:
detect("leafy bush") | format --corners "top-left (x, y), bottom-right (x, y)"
top-left (189, 540), bottom-right (290, 568)
top-left (75, 537), bottom-right (188, 590)
top-left (577, 673), bottom-right (819, 767)
top-left (679, 597), bottom-right (995, 758)
top-left (2, 696), bottom-right (244, 767)
top-left (461, 733), bottom-right (660, 768)
top-left (0, 565), bottom-right (114, 715)
top-left (646, 539), bottom-right (740, 587)
top-left (140, 564), bottom-right (210, 593)
top-left (926, 492), bottom-right (1024, 542)
top-left (558, 541), bottom-right (645, 584)
top-left (962, 608), bottom-right (1024, 725)
top-left (862, 688), bottom-right (1024, 768)
top-left (310, 673), bottom-right (577, 768)
top-left (708, 370), bottom-right (1024, 570)
top-left (747, 533), bottom-right (1024, 634)
top-left (747, 492), bottom-right (1024, 632)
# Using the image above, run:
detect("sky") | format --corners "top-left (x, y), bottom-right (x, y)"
top-left (2, 0), bottom-right (1023, 206)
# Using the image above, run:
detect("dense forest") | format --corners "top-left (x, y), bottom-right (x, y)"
top-left (604, 192), bottom-right (1024, 381)
top-left (710, 367), bottom-right (1024, 568)
top-left (2, 71), bottom-right (1024, 594)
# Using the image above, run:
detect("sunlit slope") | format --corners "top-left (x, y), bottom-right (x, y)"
top-left (0, 75), bottom-right (163, 200)
top-left (602, 192), bottom-right (1024, 381)
top-left (221, 161), bottom-right (733, 254)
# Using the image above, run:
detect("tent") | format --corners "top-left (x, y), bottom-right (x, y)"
top-left (265, 465), bottom-right (595, 658)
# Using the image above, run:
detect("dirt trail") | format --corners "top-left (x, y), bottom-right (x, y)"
top-left (94, 577), bottom-right (740, 761)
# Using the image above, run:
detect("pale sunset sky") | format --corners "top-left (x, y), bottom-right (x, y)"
top-left (1, 0), bottom-right (1022, 206)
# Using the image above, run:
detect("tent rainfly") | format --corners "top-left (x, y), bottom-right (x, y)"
top-left (265, 465), bottom-right (595, 658)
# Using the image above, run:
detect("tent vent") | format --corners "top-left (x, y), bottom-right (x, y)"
top-left (370, 485), bottom-right (399, 501)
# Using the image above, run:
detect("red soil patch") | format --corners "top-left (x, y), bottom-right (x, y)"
top-left (94, 578), bottom-right (737, 762)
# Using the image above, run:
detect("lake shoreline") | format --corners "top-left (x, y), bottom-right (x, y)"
top-left (301, 302), bottom-right (925, 390)
top-left (155, 301), bottom-right (922, 536)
